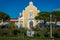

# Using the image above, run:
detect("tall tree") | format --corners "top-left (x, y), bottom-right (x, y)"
top-left (35, 12), bottom-right (50, 23)
top-left (35, 11), bottom-right (50, 27)
top-left (0, 12), bottom-right (10, 21)
top-left (51, 10), bottom-right (60, 27)
top-left (51, 10), bottom-right (60, 21)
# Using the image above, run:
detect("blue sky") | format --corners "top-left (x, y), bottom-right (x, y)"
top-left (0, 0), bottom-right (60, 18)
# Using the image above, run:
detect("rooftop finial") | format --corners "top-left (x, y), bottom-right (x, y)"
top-left (19, 13), bottom-right (21, 16)
top-left (29, 1), bottom-right (33, 5)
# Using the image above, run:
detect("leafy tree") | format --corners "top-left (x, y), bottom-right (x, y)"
top-left (35, 12), bottom-right (50, 27)
top-left (35, 12), bottom-right (50, 21)
top-left (39, 12), bottom-right (50, 22)
top-left (0, 12), bottom-right (10, 21)
top-left (51, 10), bottom-right (60, 21)
top-left (35, 10), bottom-right (60, 27)
top-left (51, 10), bottom-right (60, 28)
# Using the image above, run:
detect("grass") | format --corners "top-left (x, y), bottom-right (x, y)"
top-left (0, 22), bottom-right (60, 40)
top-left (0, 37), bottom-right (55, 40)
top-left (0, 28), bottom-right (56, 40)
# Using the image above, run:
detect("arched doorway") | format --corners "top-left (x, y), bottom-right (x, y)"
top-left (29, 21), bottom-right (33, 28)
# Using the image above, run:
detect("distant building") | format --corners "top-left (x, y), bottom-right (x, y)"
top-left (10, 18), bottom-right (18, 22)
top-left (0, 1), bottom-right (60, 29)
top-left (18, 1), bottom-right (40, 29)
top-left (10, 18), bottom-right (18, 26)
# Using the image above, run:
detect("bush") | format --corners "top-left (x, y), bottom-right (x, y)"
top-left (12, 30), bottom-right (20, 36)
top-left (24, 30), bottom-right (27, 36)
top-left (0, 29), bottom-right (10, 37)
top-left (44, 33), bottom-right (49, 37)
top-left (36, 33), bottom-right (40, 37)
top-left (53, 32), bottom-right (60, 38)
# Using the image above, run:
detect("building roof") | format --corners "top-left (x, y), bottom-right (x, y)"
top-left (10, 18), bottom-right (18, 22)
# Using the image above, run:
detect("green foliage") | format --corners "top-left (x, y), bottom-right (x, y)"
top-left (0, 10), bottom-right (60, 39)
top-left (35, 16), bottom-right (40, 20)
top-left (35, 12), bottom-right (50, 21)
top-left (12, 30), bottom-right (20, 36)
top-left (51, 10), bottom-right (60, 21)
top-left (38, 12), bottom-right (50, 20)
top-left (35, 10), bottom-right (60, 21)
top-left (0, 27), bottom-right (60, 39)
top-left (0, 29), bottom-right (11, 37)
top-left (0, 11), bottom-right (10, 20)
top-left (8, 22), bottom-right (18, 30)
top-left (35, 12), bottom-right (50, 27)
top-left (52, 28), bottom-right (60, 38)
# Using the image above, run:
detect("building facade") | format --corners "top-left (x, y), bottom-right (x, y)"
top-left (18, 1), bottom-right (40, 29)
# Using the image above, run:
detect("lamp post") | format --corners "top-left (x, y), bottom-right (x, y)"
top-left (50, 14), bottom-right (53, 38)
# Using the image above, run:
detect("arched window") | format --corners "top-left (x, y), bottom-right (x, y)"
top-left (29, 10), bottom-right (34, 18)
